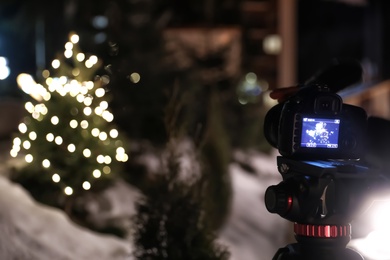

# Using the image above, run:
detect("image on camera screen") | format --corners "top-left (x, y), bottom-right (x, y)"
top-left (300, 117), bottom-right (340, 148)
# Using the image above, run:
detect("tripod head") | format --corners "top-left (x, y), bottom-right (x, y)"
top-left (265, 157), bottom-right (384, 260)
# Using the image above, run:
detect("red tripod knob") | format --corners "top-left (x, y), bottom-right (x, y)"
top-left (294, 223), bottom-right (351, 238)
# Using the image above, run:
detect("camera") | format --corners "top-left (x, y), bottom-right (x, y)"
top-left (264, 84), bottom-right (367, 160)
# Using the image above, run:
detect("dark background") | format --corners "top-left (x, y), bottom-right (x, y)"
top-left (0, 0), bottom-right (388, 146)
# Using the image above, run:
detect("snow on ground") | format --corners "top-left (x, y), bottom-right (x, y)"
top-left (0, 135), bottom-right (291, 260)
top-left (0, 175), bottom-right (131, 260)
top-left (219, 150), bottom-right (292, 260)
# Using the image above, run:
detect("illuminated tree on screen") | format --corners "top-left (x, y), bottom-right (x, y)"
top-left (10, 32), bottom-right (128, 204)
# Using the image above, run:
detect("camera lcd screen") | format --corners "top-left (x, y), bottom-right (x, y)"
top-left (300, 117), bottom-right (340, 149)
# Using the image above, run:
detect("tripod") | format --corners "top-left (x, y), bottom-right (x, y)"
top-left (265, 157), bottom-right (380, 260)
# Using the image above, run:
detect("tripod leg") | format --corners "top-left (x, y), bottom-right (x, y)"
top-left (272, 244), bottom-right (300, 260)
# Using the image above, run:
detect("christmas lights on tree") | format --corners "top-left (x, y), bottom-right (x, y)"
top-left (11, 32), bottom-right (129, 198)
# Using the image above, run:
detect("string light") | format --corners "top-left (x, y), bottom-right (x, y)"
top-left (64, 186), bottom-right (73, 195)
top-left (55, 136), bottom-right (63, 145)
top-left (83, 107), bottom-right (92, 116)
top-left (97, 155), bottom-right (105, 164)
top-left (99, 132), bottom-right (108, 141)
top-left (65, 42), bottom-right (73, 50)
top-left (25, 154), bottom-right (33, 163)
top-left (95, 88), bottom-right (105, 97)
top-left (18, 123), bottom-right (27, 133)
top-left (91, 128), bottom-right (100, 137)
top-left (76, 53), bottom-right (85, 62)
top-left (67, 144), bottom-right (76, 153)
top-left (52, 59), bottom-right (60, 69)
top-left (46, 133), bottom-right (54, 142)
top-left (82, 181), bottom-right (91, 190)
top-left (70, 34), bottom-right (79, 44)
top-left (22, 141), bottom-right (31, 149)
top-left (42, 159), bottom-right (50, 168)
top-left (70, 120), bottom-right (78, 128)
top-left (29, 131), bottom-right (37, 140)
top-left (52, 174), bottom-right (61, 183)
top-left (110, 129), bottom-right (118, 138)
top-left (93, 169), bottom-right (101, 178)
top-left (83, 149), bottom-right (91, 157)
top-left (80, 120), bottom-right (88, 129)
top-left (51, 116), bottom-right (59, 125)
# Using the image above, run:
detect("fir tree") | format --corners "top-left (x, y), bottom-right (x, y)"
top-left (132, 83), bottom-right (231, 259)
top-left (132, 140), bottom-right (230, 260)
top-left (9, 32), bottom-right (129, 209)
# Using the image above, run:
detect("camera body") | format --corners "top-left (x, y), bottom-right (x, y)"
top-left (265, 84), bottom-right (367, 160)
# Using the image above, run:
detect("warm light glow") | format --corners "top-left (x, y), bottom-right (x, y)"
top-left (29, 131), bottom-right (37, 140)
top-left (13, 138), bottom-right (21, 146)
top-left (67, 144), bottom-right (76, 153)
top-left (102, 111), bottom-right (114, 122)
top-left (55, 136), bottom-right (63, 145)
top-left (70, 34), bottom-right (79, 44)
top-left (76, 53), bottom-right (85, 62)
top-left (17, 74), bottom-right (46, 101)
top-left (42, 159), bottom-right (50, 168)
top-left (351, 200), bottom-right (390, 260)
top-left (93, 169), bottom-right (101, 178)
top-left (80, 120), bottom-right (89, 129)
top-left (51, 116), bottom-right (59, 125)
top-left (0, 57), bottom-right (10, 80)
top-left (116, 153), bottom-right (129, 162)
top-left (116, 147), bottom-right (128, 162)
top-left (85, 60), bottom-right (93, 68)
top-left (94, 107), bottom-right (103, 115)
top-left (23, 141), bottom-right (31, 149)
top-left (18, 123), bottom-right (28, 133)
top-left (89, 55), bottom-right (98, 64)
top-left (263, 34), bottom-right (282, 55)
top-left (52, 174), bottom-right (60, 183)
top-left (130, 72), bottom-right (141, 83)
top-left (104, 155), bottom-right (112, 164)
top-left (65, 42), bottom-right (73, 50)
top-left (110, 129), bottom-right (118, 138)
top-left (64, 186), bottom-right (73, 195)
top-left (95, 88), bottom-right (105, 98)
top-left (97, 155), bottom-right (105, 164)
top-left (82, 181), bottom-right (91, 190)
top-left (70, 120), bottom-right (78, 128)
top-left (84, 96), bottom-right (93, 106)
top-left (76, 94), bottom-right (85, 103)
top-left (52, 59), bottom-right (60, 69)
top-left (83, 107), bottom-right (92, 116)
top-left (99, 132), bottom-right (108, 141)
top-left (85, 81), bottom-right (94, 90)
top-left (46, 133), bottom-right (54, 142)
top-left (25, 154), bottom-right (33, 163)
top-left (10, 150), bottom-right (18, 158)
top-left (91, 128), bottom-right (100, 137)
top-left (99, 101), bottom-right (108, 110)
top-left (64, 50), bottom-right (73, 58)
top-left (83, 149), bottom-right (91, 157)
top-left (25, 102), bottom-right (34, 113)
